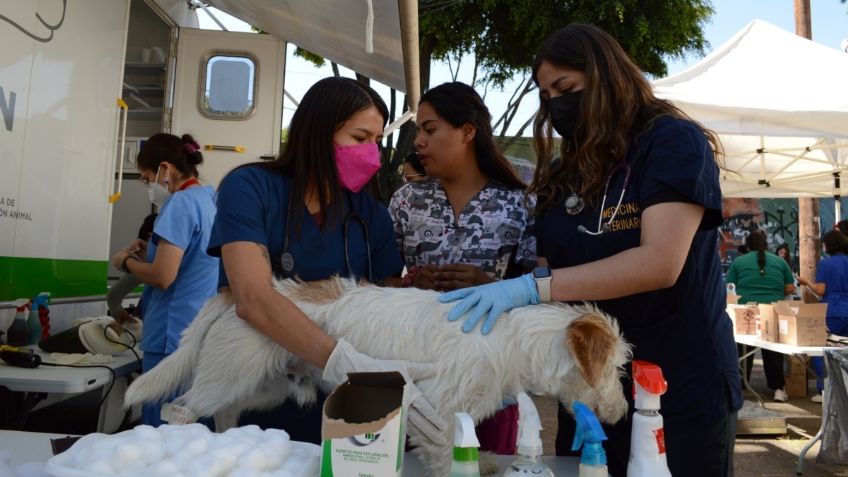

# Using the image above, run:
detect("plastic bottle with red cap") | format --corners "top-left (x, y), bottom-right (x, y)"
top-left (627, 360), bottom-right (672, 477)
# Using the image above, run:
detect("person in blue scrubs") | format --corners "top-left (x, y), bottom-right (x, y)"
top-left (440, 25), bottom-right (742, 476)
top-left (110, 133), bottom-right (219, 426)
top-left (207, 77), bottom-right (445, 445)
top-left (799, 230), bottom-right (848, 401)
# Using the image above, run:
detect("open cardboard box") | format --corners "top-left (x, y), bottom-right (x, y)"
top-left (772, 301), bottom-right (828, 347)
top-left (320, 372), bottom-right (409, 476)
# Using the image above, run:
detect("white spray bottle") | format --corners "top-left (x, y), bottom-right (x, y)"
top-left (504, 392), bottom-right (554, 477)
top-left (571, 401), bottom-right (609, 477)
top-left (627, 360), bottom-right (672, 477)
top-left (450, 412), bottom-right (481, 477)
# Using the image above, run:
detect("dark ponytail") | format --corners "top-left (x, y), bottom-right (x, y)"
top-left (745, 230), bottom-right (769, 276)
top-left (137, 133), bottom-right (204, 177)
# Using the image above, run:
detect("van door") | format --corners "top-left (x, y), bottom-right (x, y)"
top-left (170, 29), bottom-right (285, 187)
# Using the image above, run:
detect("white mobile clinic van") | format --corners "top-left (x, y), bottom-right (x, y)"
top-left (1, 0), bottom-right (418, 320)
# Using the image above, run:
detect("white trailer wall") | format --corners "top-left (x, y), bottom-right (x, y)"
top-left (0, 0), bottom-right (130, 301)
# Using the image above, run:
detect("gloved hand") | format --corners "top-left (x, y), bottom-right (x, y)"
top-left (323, 339), bottom-right (447, 446)
top-left (438, 273), bottom-right (540, 334)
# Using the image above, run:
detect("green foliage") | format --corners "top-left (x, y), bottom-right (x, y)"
top-left (419, 0), bottom-right (715, 85)
top-left (294, 47), bottom-right (326, 67)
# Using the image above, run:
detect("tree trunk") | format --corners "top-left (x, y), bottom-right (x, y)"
top-left (795, 0), bottom-right (819, 302)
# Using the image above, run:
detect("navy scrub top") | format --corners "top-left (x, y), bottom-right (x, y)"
top-left (536, 117), bottom-right (742, 423)
top-left (208, 165), bottom-right (403, 285)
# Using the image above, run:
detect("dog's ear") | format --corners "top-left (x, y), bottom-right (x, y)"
top-left (565, 312), bottom-right (616, 387)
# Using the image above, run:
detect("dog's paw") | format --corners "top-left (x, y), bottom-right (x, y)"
top-left (479, 452), bottom-right (499, 475)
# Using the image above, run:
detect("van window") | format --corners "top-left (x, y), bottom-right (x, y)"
top-left (199, 53), bottom-right (257, 120)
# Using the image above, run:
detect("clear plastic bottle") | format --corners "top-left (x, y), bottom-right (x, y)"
top-left (504, 393), bottom-right (555, 477)
top-left (627, 361), bottom-right (672, 477)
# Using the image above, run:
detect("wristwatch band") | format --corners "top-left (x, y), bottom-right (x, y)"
top-left (532, 266), bottom-right (552, 302)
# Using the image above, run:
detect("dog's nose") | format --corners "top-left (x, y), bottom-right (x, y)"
top-left (286, 373), bottom-right (296, 381)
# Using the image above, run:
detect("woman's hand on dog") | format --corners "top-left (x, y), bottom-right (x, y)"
top-left (433, 263), bottom-right (495, 290)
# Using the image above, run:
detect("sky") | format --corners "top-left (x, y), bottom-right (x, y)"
top-left (198, 1), bottom-right (848, 137)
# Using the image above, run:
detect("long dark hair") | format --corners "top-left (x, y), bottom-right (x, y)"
top-left (529, 24), bottom-right (723, 211)
top-left (419, 82), bottom-right (525, 190)
top-left (136, 133), bottom-right (203, 177)
top-left (745, 230), bottom-right (769, 276)
top-left (262, 77), bottom-right (388, 231)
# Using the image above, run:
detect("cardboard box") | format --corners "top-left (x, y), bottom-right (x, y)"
top-left (784, 355), bottom-right (809, 398)
top-left (772, 301), bottom-right (828, 347)
top-left (320, 372), bottom-right (409, 477)
top-left (758, 304), bottom-right (778, 343)
top-left (732, 304), bottom-right (760, 336)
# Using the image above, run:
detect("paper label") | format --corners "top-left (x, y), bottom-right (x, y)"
top-left (653, 427), bottom-right (666, 454)
top-left (161, 402), bottom-right (198, 424)
top-left (779, 319), bottom-right (789, 335)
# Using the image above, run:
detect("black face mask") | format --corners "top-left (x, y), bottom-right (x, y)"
top-left (548, 91), bottom-right (583, 138)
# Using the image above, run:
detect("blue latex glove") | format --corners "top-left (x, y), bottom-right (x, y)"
top-left (439, 274), bottom-right (540, 334)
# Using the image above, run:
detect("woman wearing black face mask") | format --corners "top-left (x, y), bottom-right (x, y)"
top-left (439, 25), bottom-right (739, 477)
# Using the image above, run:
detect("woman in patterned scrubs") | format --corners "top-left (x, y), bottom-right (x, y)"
top-left (388, 81), bottom-right (536, 454)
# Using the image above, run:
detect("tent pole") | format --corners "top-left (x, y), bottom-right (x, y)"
top-left (795, 0), bottom-right (820, 303)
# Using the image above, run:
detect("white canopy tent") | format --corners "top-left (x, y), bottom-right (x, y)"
top-left (653, 20), bottom-right (848, 199)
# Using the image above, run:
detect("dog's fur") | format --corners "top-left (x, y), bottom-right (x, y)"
top-left (125, 277), bottom-right (630, 475)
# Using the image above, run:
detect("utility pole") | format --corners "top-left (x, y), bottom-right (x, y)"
top-left (794, 0), bottom-right (821, 302)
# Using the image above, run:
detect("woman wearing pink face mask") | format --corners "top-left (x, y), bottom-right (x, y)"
top-left (207, 77), bottom-right (445, 443)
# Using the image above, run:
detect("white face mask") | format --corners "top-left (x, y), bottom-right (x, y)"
top-left (146, 165), bottom-right (171, 208)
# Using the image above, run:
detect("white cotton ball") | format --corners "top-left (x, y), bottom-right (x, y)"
top-left (185, 458), bottom-right (222, 477)
top-left (84, 459), bottom-right (117, 474)
top-left (183, 423), bottom-right (211, 435)
top-left (164, 435), bottom-right (187, 456)
top-left (114, 442), bottom-right (144, 463)
top-left (242, 425), bottom-right (263, 436)
top-left (227, 468), bottom-right (263, 477)
top-left (264, 471), bottom-right (294, 477)
top-left (116, 460), bottom-right (147, 477)
top-left (73, 447), bottom-right (92, 466)
top-left (238, 448), bottom-right (271, 471)
top-left (184, 436), bottom-right (210, 456)
top-left (277, 455), bottom-right (305, 473)
top-left (262, 435), bottom-right (291, 461)
top-left (137, 438), bottom-right (167, 463)
top-left (141, 459), bottom-right (181, 477)
top-left (132, 425), bottom-right (160, 440)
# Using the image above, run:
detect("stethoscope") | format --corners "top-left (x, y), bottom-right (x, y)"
top-left (567, 159), bottom-right (632, 236)
top-left (279, 188), bottom-right (372, 281)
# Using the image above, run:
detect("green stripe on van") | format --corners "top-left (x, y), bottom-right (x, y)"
top-left (0, 256), bottom-right (107, 301)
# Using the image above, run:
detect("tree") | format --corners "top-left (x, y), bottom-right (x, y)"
top-left (403, 0), bottom-right (715, 148)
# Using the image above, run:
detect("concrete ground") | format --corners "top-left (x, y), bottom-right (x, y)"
top-left (533, 357), bottom-right (848, 476)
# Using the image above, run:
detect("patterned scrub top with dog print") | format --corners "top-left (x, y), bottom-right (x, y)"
top-left (388, 179), bottom-right (536, 279)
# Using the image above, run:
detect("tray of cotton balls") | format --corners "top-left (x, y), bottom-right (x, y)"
top-left (44, 423), bottom-right (320, 477)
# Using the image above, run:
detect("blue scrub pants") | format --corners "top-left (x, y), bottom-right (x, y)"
top-left (812, 316), bottom-right (848, 392)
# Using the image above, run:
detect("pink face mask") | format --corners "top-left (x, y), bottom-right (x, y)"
top-left (334, 142), bottom-right (382, 193)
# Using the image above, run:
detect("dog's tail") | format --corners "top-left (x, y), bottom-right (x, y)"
top-left (124, 293), bottom-right (233, 407)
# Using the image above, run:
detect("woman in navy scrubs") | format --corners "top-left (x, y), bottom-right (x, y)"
top-left (440, 25), bottom-right (741, 476)
top-left (207, 77), bottom-right (444, 444)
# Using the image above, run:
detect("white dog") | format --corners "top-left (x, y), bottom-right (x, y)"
top-left (125, 277), bottom-right (630, 475)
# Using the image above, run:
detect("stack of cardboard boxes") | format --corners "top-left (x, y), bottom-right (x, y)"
top-left (732, 302), bottom-right (828, 397)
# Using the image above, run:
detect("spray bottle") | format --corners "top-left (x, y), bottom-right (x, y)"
top-left (7, 300), bottom-right (30, 347)
top-left (450, 412), bottom-right (481, 477)
top-left (627, 360), bottom-right (672, 477)
top-left (571, 401), bottom-right (609, 477)
top-left (504, 393), bottom-right (555, 477)
top-left (36, 292), bottom-right (51, 341)
top-left (26, 298), bottom-right (43, 345)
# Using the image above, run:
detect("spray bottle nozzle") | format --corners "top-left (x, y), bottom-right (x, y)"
top-left (571, 401), bottom-right (607, 466)
top-left (516, 392), bottom-right (544, 457)
top-left (632, 360), bottom-right (667, 411)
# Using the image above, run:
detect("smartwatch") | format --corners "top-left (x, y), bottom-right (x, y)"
top-left (532, 265), bottom-right (552, 302)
